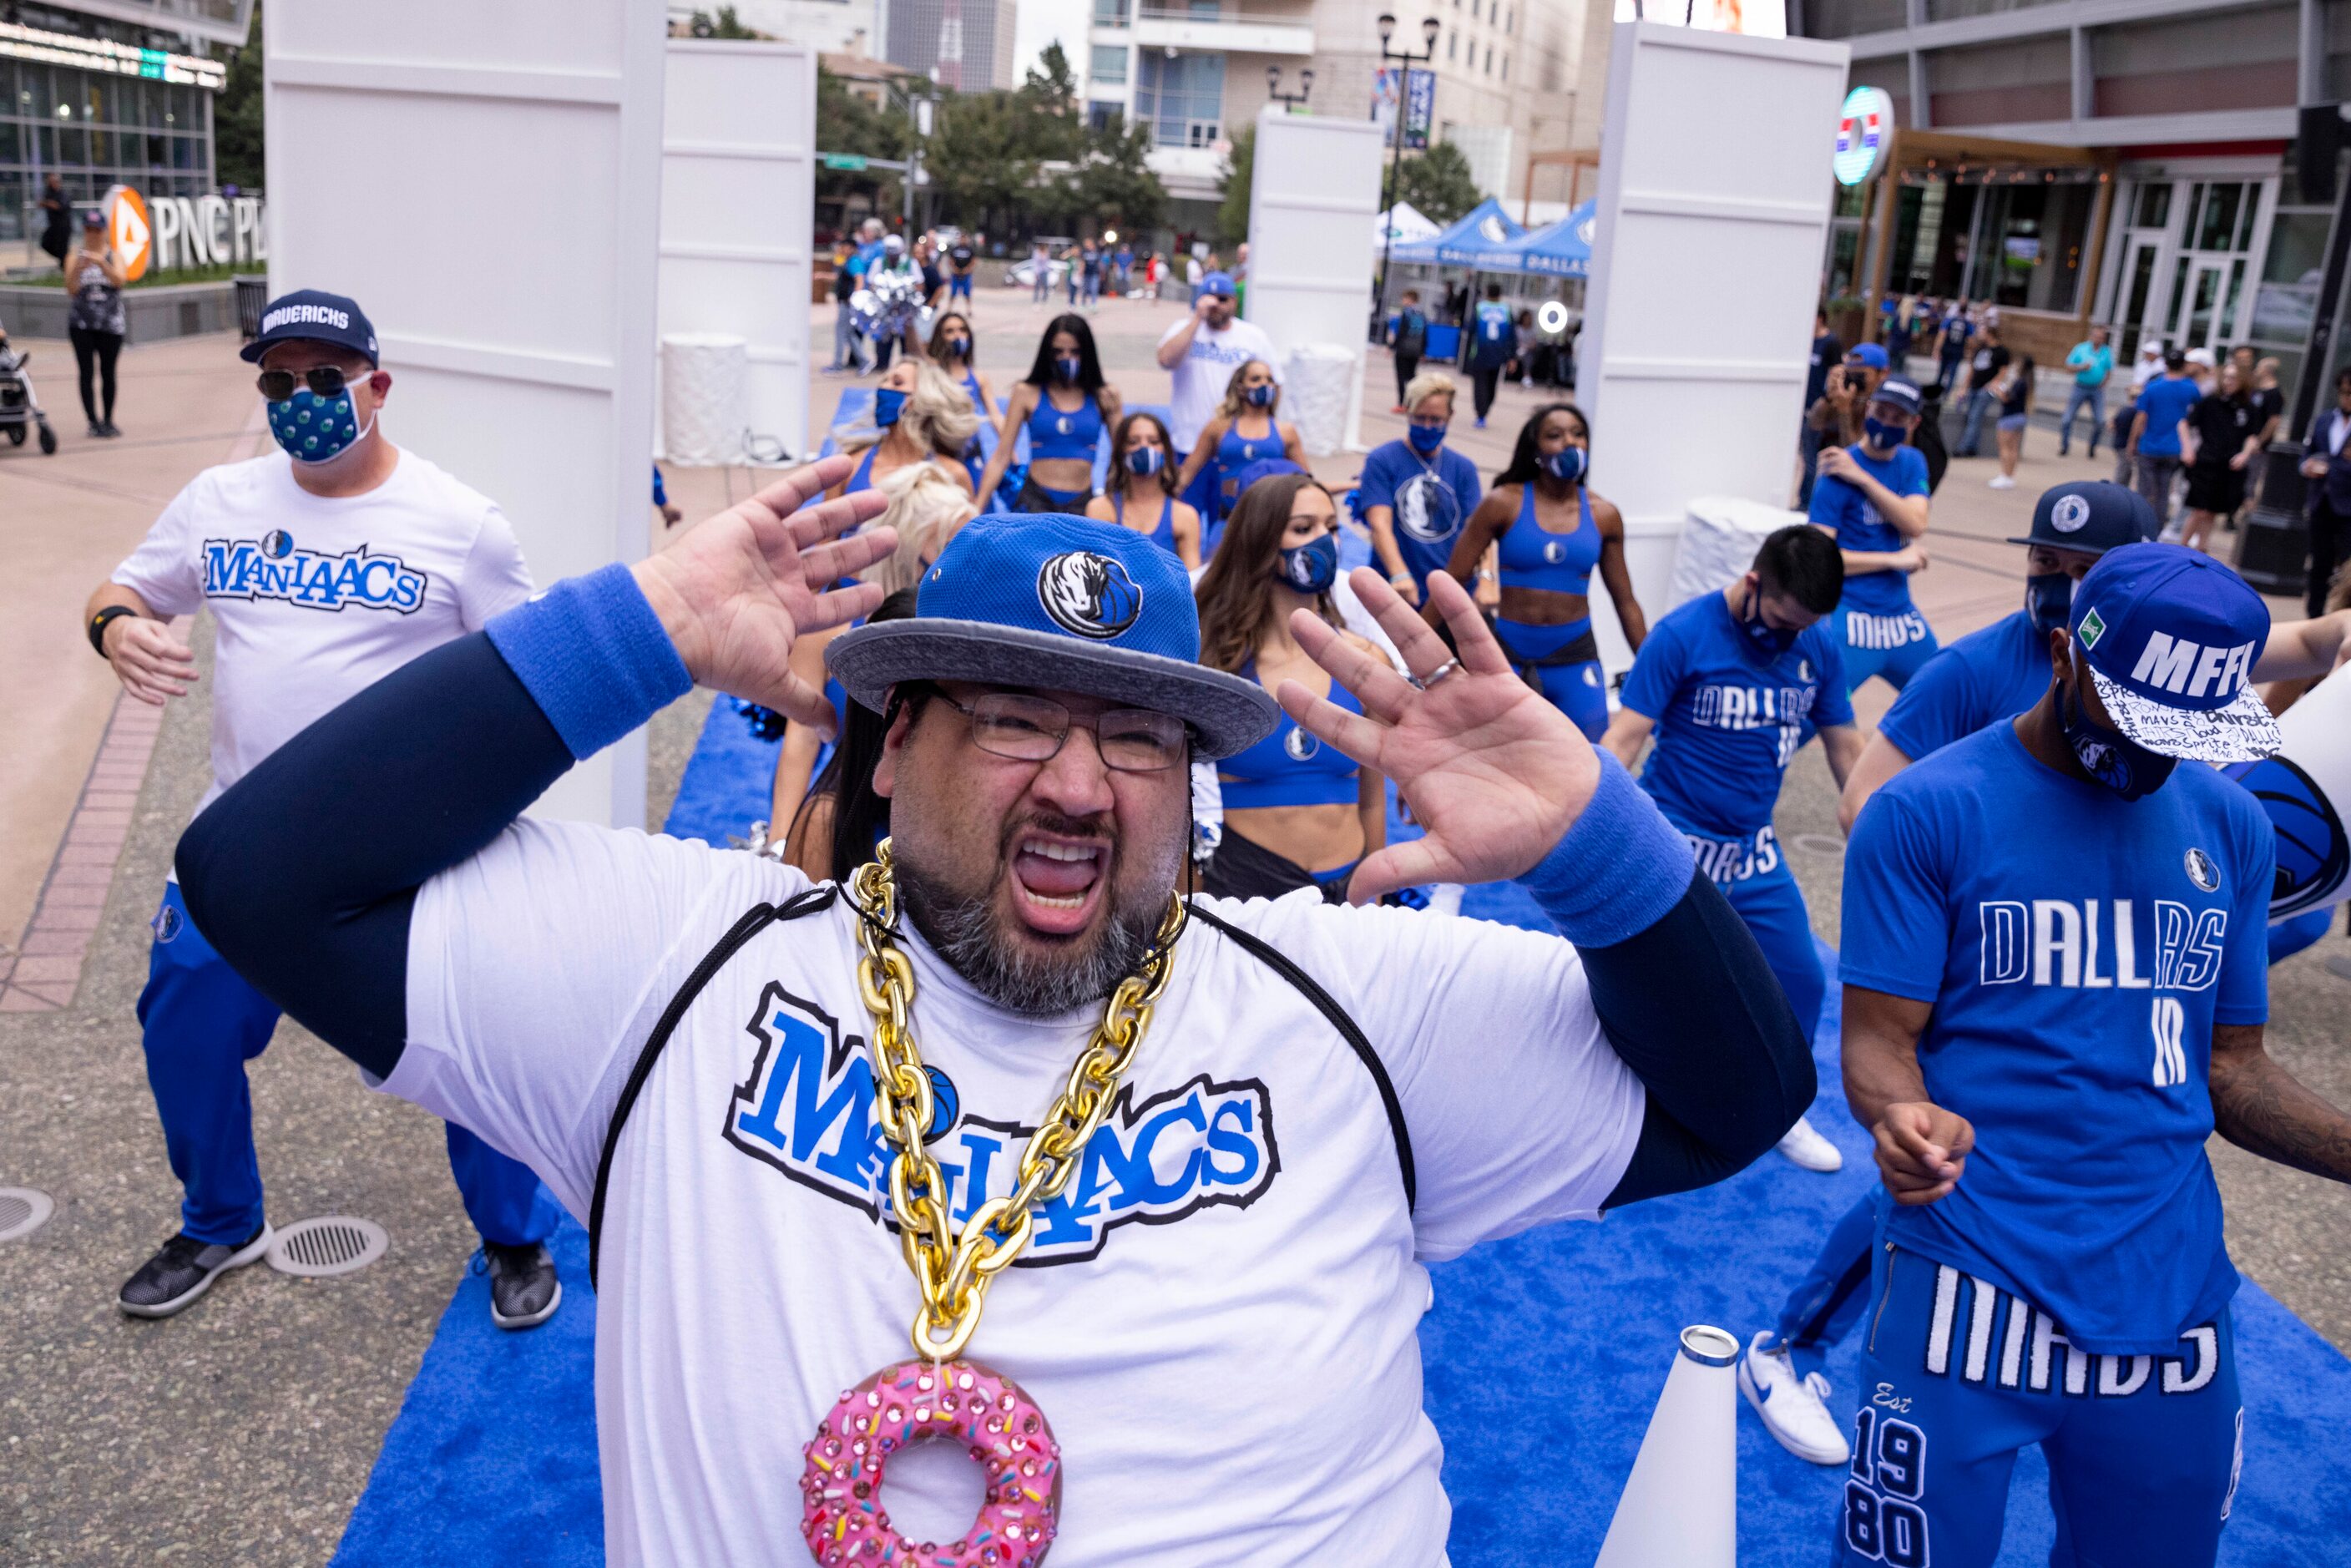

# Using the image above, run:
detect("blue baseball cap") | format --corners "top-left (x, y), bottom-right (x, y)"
top-left (239, 289), bottom-right (380, 367)
top-left (1227, 456), bottom-right (1304, 499)
top-left (2007, 480), bottom-right (2150, 554)
top-left (826, 513), bottom-right (1278, 759)
top-left (1868, 377), bottom-right (1922, 417)
top-left (2069, 543), bottom-right (2278, 764)
top-left (1845, 342), bottom-right (1889, 370)
top-left (1198, 271), bottom-right (1237, 298)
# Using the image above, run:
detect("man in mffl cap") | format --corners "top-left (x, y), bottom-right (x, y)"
top-left (1828, 544), bottom-right (2351, 1567)
top-left (175, 462), bottom-right (1813, 1561)
top-left (83, 289), bottom-right (566, 1327)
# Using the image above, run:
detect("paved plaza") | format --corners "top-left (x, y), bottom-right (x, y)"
top-left (1, 291), bottom-right (2346, 1562)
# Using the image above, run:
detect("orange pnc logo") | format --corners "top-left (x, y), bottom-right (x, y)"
top-left (104, 185), bottom-right (154, 281)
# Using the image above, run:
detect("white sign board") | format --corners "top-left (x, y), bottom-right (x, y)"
top-left (265, 2), bottom-right (666, 828)
top-left (1244, 107), bottom-right (1385, 453)
top-left (1580, 21), bottom-right (1848, 675)
top-left (659, 38), bottom-right (816, 461)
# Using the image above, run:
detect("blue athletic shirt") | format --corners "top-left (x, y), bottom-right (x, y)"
top-left (1874, 608), bottom-right (2050, 763)
top-left (1622, 592), bottom-right (1853, 838)
top-left (1357, 439), bottom-right (1482, 590)
top-left (1840, 722), bottom-right (2273, 1354)
top-left (1807, 443), bottom-right (1930, 614)
top-left (2133, 373), bottom-right (2202, 458)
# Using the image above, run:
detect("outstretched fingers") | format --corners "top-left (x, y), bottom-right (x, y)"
top-left (1276, 676), bottom-right (1391, 771)
top-left (1421, 569), bottom-right (1514, 677)
top-left (746, 456), bottom-right (857, 527)
top-left (795, 529), bottom-right (901, 600)
top-left (1289, 608), bottom-right (1418, 724)
top-left (781, 483), bottom-right (890, 554)
top-left (1342, 567), bottom-right (1460, 680)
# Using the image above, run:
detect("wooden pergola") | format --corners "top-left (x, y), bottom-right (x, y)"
top-left (1521, 147), bottom-right (1602, 222)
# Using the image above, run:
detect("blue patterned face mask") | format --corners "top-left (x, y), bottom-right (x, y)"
top-left (1246, 383), bottom-right (1278, 409)
top-left (1124, 446), bottom-right (1165, 477)
top-left (1541, 445), bottom-right (1588, 485)
top-left (266, 385), bottom-right (372, 465)
top-left (1277, 532), bottom-right (1339, 594)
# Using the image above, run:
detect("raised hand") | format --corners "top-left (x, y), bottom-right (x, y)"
top-left (1279, 567), bottom-right (1600, 904)
top-left (631, 456), bottom-right (895, 736)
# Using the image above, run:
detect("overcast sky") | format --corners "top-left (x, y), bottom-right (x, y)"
top-left (1012, 0), bottom-right (1091, 90)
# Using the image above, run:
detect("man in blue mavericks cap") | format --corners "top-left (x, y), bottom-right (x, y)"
top-left (1831, 544), bottom-right (2351, 1567)
top-left (83, 289), bottom-right (564, 1327)
top-left (176, 460), bottom-right (1815, 1563)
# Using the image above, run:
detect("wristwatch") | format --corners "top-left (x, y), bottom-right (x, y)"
top-left (88, 604), bottom-right (139, 658)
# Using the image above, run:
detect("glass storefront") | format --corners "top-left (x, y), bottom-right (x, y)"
top-left (1876, 168), bottom-right (2103, 314)
top-left (2, 57), bottom-right (217, 243)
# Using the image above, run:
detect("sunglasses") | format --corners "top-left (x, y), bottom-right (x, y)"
top-left (255, 365), bottom-right (371, 402)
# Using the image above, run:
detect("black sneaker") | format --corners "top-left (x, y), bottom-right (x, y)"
top-left (87, 421), bottom-right (107, 439)
top-left (100, 421), bottom-right (123, 438)
top-left (118, 1222), bottom-right (273, 1318)
top-left (483, 1242), bottom-right (562, 1330)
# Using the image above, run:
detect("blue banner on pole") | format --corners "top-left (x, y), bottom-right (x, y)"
top-left (1405, 68), bottom-right (1433, 150)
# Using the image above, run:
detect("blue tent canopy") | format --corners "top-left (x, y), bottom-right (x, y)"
top-left (1458, 200), bottom-right (1596, 276)
top-left (1390, 197), bottom-right (1527, 267)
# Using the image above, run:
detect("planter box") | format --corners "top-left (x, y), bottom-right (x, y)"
top-left (0, 281), bottom-right (240, 344)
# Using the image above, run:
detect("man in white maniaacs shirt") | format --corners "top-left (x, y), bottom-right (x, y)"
top-left (85, 289), bottom-right (566, 1328)
top-left (1155, 269), bottom-right (1281, 457)
top-left (179, 470), bottom-right (1813, 1564)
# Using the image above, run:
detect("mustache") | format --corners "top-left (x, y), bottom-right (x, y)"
top-left (999, 812), bottom-right (1115, 858)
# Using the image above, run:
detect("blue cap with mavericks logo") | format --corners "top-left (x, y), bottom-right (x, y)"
top-left (239, 289), bottom-right (380, 367)
top-left (1844, 342), bottom-right (1888, 370)
top-left (1198, 271), bottom-right (1237, 298)
top-left (2007, 479), bottom-right (2150, 554)
top-left (826, 513), bottom-right (1280, 759)
top-left (2069, 542), bottom-right (2278, 764)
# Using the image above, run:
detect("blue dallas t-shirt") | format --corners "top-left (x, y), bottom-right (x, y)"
top-left (2133, 373), bottom-right (2202, 458)
top-left (1357, 439), bottom-right (1483, 592)
top-left (1622, 592), bottom-right (1853, 839)
top-left (1841, 722), bottom-right (2273, 1354)
top-left (1807, 443), bottom-right (1931, 615)
top-left (1875, 607), bottom-right (2050, 762)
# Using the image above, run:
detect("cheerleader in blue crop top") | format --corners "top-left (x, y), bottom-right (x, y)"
top-left (1086, 410), bottom-right (1203, 567)
top-left (1435, 402), bottom-right (1648, 741)
top-left (1173, 357), bottom-right (1305, 525)
top-left (1191, 472), bottom-right (1388, 901)
top-left (827, 358), bottom-right (980, 503)
top-left (924, 310), bottom-right (995, 490)
top-left (973, 312), bottom-right (1122, 515)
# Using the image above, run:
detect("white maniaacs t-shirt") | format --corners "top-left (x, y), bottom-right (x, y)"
top-left (112, 448), bottom-right (533, 815)
top-left (389, 823), bottom-right (1645, 1567)
top-left (1159, 315), bottom-right (1282, 453)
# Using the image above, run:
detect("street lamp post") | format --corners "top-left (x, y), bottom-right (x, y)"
top-left (906, 83), bottom-right (939, 228)
top-left (1267, 65), bottom-right (1313, 109)
top-left (1373, 13), bottom-right (1441, 339)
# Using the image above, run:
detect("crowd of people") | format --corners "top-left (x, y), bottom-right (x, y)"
top-left (62, 251), bottom-right (2351, 1567)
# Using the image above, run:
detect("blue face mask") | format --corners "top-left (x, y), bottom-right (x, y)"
top-left (1124, 446), bottom-right (1165, 477)
top-left (2060, 680), bottom-right (2177, 802)
top-left (1054, 355), bottom-right (1083, 383)
top-left (1863, 415), bottom-right (1908, 452)
top-left (2025, 571), bottom-right (2072, 635)
top-left (943, 336), bottom-right (972, 360)
top-left (1738, 584), bottom-right (1802, 660)
top-left (1407, 421), bottom-right (1447, 455)
top-left (1277, 532), bottom-right (1339, 594)
top-left (1246, 383), bottom-right (1277, 409)
top-left (873, 387), bottom-right (907, 427)
top-left (1541, 445), bottom-right (1588, 485)
top-left (266, 385), bottom-right (372, 465)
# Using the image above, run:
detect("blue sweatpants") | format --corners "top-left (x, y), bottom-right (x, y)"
top-left (1836, 606), bottom-right (1940, 695)
top-left (1493, 615), bottom-right (1610, 740)
top-left (1838, 1246), bottom-right (2242, 1568)
top-left (1676, 822), bottom-right (1824, 1043)
top-left (139, 883), bottom-right (559, 1248)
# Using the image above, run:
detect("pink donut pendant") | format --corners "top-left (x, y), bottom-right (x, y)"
top-left (800, 1358), bottom-right (1063, 1565)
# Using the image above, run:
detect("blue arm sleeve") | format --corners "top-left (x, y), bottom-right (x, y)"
top-left (1515, 757), bottom-right (1816, 1206)
top-left (177, 565), bottom-right (694, 1078)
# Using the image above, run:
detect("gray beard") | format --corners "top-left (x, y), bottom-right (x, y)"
top-left (897, 859), bottom-right (1165, 1017)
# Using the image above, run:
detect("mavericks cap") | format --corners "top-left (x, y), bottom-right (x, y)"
top-left (1198, 271), bottom-right (1237, 299)
top-left (82, 207), bottom-right (105, 229)
top-left (827, 513), bottom-right (1279, 759)
top-left (2007, 480), bottom-right (2151, 554)
top-left (1868, 377), bottom-right (1923, 417)
top-left (2069, 542), bottom-right (2278, 764)
top-left (240, 289), bottom-right (380, 367)
top-left (1844, 343), bottom-right (1889, 370)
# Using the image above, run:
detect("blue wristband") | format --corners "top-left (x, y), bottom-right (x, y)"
top-left (483, 563), bottom-right (692, 761)
top-left (1516, 753), bottom-right (1695, 949)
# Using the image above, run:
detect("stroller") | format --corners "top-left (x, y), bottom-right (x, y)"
top-left (0, 326), bottom-right (60, 455)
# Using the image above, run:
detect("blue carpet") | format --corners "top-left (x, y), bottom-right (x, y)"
top-left (331, 710), bottom-right (2351, 1565)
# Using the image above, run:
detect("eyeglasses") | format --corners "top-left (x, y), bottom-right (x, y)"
top-left (932, 690), bottom-right (1189, 772)
top-left (255, 365), bottom-right (368, 402)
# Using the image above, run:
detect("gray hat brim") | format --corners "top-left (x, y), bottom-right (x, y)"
top-left (826, 620), bottom-right (1282, 760)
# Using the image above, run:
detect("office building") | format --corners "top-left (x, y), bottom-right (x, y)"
top-left (882, 0), bottom-right (1018, 90)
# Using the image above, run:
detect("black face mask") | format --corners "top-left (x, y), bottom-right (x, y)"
top-left (2060, 679), bottom-right (2177, 801)
top-left (1738, 585), bottom-right (1801, 660)
top-left (2025, 571), bottom-right (2072, 635)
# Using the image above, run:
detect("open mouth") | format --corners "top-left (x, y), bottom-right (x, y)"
top-left (1008, 832), bottom-right (1109, 936)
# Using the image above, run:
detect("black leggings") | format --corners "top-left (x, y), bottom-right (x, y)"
top-left (1393, 353), bottom-right (1420, 406)
top-left (1472, 365), bottom-right (1502, 420)
top-left (70, 326), bottom-right (122, 425)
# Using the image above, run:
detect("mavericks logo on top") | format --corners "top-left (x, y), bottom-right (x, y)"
top-left (202, 530), bottom-right (428, 615)
top-left (1038, 550), bottom-right (1143, 640)
top-left (726, 986), bottom-right (1280, 1264)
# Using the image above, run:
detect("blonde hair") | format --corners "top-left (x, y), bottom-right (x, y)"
top-left (1400, 370), bottom-right (1457, 414)
top-left (1216, 358), bottom-right (1276, 421)
top-left (865, 462), bottom-right (976, 595)
top-left (843, 361), bottom-right (982, 460)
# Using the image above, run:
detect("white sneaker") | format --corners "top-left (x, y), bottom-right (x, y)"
top-left (1988, 473), bottom-right (2016, 489)
top-left (1776, 1113), bottom-right (1843, 1172)
top-left (1738, 1332), bottom-right (1851, 1465)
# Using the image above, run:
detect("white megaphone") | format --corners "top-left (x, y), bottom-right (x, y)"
top-left (1593, 1323), bottom-right (1739, 1568)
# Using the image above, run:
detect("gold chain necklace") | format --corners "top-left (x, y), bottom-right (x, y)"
top-left (798, 837), bottom-right (1186, 1563)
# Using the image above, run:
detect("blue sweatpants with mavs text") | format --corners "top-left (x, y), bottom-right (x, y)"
top-left (1676, 822), bottom-right (1824, 1043)
top-left (1837, 607), bottom-right (1939, 695)
top-left (1838, 1246), bottom-right (2242, 1568)
top-left (139, 883), bottom-right (559, 1247)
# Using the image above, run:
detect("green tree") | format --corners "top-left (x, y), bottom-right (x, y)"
top-left (1216, 125), bottom-right (1253, 248)
top-left (215, 2), bottom-right (264, 191)
top-left (689, 7), bottom-right (761, 38)
top-left (1015, 43), bottom-right (1085, 164)
top-left (817, 65), bottom-right (911, 215)
top-left (1393, 142), bottom-right (1483, 225)
top-left (1049, 114), bottom-right (1166, 235)
top-left (926, 90), bottom-right (1044, 235)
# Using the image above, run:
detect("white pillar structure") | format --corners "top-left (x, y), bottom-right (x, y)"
top-left (658, 38), bottom-right (817, 462)
top-left (1243, 107), bottom-right (1386, 453)
top-left (1579, 21), bottom-right (1850, 676)
top-left (265, 1), bottom-right (667, 828)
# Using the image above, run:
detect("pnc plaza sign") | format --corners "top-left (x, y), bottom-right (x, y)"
top-left (100, 185), bottom-right (268, 282)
